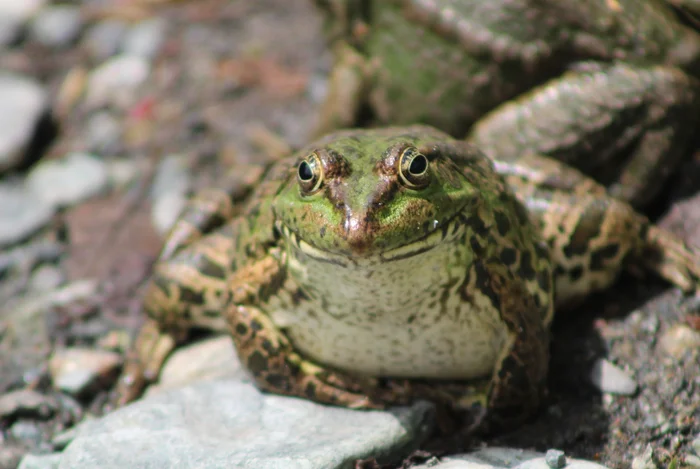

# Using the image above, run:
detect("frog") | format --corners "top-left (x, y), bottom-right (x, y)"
top-left (116, 126), bottom-right (700, 430)
top-left (311, 0), bottom-right (700, 208)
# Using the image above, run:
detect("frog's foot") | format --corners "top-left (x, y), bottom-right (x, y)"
top-left (228, 304), bottom-right (411, 409)
top-left (115, 319), bottom-right (185, 406)
top-left (643, 225), bottom-right (700, 293)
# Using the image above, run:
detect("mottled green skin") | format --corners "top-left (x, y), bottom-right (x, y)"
top-left (314, 0), bottom-right (700, 207)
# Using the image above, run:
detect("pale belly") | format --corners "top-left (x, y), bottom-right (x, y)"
top-left (268, 239), bottom-right (511, 380)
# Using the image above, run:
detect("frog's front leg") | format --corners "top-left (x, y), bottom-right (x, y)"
top-left (226, 255), bottom-right (412, 409)
top-left (469, 62), bottom-right (700, 208)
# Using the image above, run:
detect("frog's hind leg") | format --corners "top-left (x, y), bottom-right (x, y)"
top-left (523, 187), bottom-right (700, 305)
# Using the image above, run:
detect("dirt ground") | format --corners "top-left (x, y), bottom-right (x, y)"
top-left (2, 1), bottom-right (699, 468)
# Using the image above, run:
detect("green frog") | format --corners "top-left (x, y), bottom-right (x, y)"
top-left (117, 126), bottom-right (700, 429)
top-left (312, 0), bottom-right (700, 208)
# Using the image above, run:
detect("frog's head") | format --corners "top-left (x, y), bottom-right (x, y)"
top-left (273, 126), bottom-right (487, 261)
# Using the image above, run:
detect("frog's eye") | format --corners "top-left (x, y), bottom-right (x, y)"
top-left (297, 153), bottom-right (324, 194)
top-left (398, 147), bottom-right (430, 189)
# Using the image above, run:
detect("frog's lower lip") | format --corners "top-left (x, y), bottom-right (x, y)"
top-left (279, 213), bottom-right (464, 266)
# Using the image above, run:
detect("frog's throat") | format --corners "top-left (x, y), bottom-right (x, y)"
top-left (278, 213), bottom-right (467, 268)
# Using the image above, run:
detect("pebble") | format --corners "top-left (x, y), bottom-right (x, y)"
top-left (26, 152), bottom-right (109, 208)
top-left (658, 324), bottom-right (700, 359)
top-left (145, 336), bottom-right (248, 398)
top-left (412, 448), bottom-right (611, 468)
top-left (0, 74), bottom-right (48, 172)
top-left (544, 450), bottom-right (566, 468)
top-left (29, 5), bottom-right (83, 48)
top-left (631, 445), bottom-right (657, 469)
top-left (122, 18), bottom-right (167, 59)
top-left (693, 434), bottom-right (700, 456)
top-left (0, 389), bottom-right (55, 420)
top-left (83, 20), bottom-right (128, 61)
top-left (0, 0), bottom-right (47, 45)
top-left (150, 154), bottom-right (191, 234)
top-left (29, 265), bottom-right (65, 292)
top-left (9, 420), bottom-right (44, 446)
top-left (57, 380), bottom-right (435, 468)
top-left (589, 358), bottom-right (638, 395)
top-left (49, 348), bottom-right (122, 397)
top-left (0, 181), bottom-right (55, 247)
top-left (85, 111), bottom-right (122, 153)
top-left (85, 55), bottom-right (150, 109)
top-left (17, 453), bottom-right (62, 469)
top-left (106, 158), bottom-right (139, 188)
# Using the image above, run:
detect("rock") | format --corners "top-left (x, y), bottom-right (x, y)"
top-left (0, 389), bottom-right (56, 420)
top-left (544, 450), bottom-right (566, 468)
top-left (693, 434), bottom-right (700, 456)
top-left (49, 348), bottom-right (122, 397)
top-left (589, 358), bottom-right (638, 395)
top-left (84, 20), bottom-right (128, 60)
top-left (85, 55), bottom-right (150, 109)
top-left (106, 159), bottom-right (139, 188)
top-left (0, 74), bottom-right (48, 172)
top-left (0, 443), bottom-right (25, 469)
top-left (631, 445), bottom-right (657, 469)
top-left (0, 181), bottom-right (55, 247)
top-left (58, 380), bottom-right (435, 469)
top-left (0, 0), bottom-right (47, 45)
top-left (29, 5), bottom-right (83, 48)
top-left (29, 265), bottom-right (65, 292)
top-left (86, 111), bottom-right (122, 153)
top-left (658, 324), bottom-right (700, 360)
top-left (9, 419), bottom-right (44, 446)
top-left (18, 454), bottom-right (63, 469)
top-left (145, 336), bottom-right (248, 398)
top-left (122, 18), bottom-right (167, 59)
top-left (412, 448), bottom-right (611, 468)
top-left (26, 152), bottom-right (109, 208)
top-left (150, 154), bottom-right (191, 234)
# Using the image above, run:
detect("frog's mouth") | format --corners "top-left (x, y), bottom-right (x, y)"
top-left (277, 213), bottom-right (467, 267)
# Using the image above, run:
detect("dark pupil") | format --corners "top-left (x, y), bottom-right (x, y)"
top-left (408, 154), bottom-right (427, 175)
top-left (298, 161), bottom-right (314, 181)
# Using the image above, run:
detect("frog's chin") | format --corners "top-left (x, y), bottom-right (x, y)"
top-left (278, 215), bottom-right (464, 267)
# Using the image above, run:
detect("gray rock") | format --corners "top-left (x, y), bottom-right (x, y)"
top-left (658, 324), bottom-right (700, 359)
top-left (631, 445), bottom-right (657, 469)
top-left (0, 181), bottom-right (55, 247)
top-left (0, 74), bottom-right (48, 172)
top-left (150, 154), bottom-right (191, 234)
top-left (412, 448), bottom-right (611, 468)
top-left (30, 265), bottom-right (65, 292)
top-left (30, 5), bottom-right (83, 48)
top-left (0, 0), bottom-right (47, 45)
top-left (544, 449), bottom-right (566, 468)
top-left (86, 55), bottom-right (150, 109)
top-left (589, 358), bottom-right (638, 396)
top-left (84, 20), bottom-right (128, 60)
top-left (693, 434), bottom-right (700, 456)
top-left (26, 152), bottom-right (109, 208)
top-left (49, 348), bottom-right (122, 397)
top-left (122, 18), bottom-right (167, 59)
top-left (58, 380), bottom-right (435, 469)
top-left (10, 419), bottom-right (44, 445)
top-left (18, 453), bottom-right (63, 469)
top-left (86, 111), bottom-right (122, 153)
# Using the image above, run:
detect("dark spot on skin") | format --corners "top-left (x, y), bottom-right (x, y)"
top-left (470, 236), bottom-right (483, 254)
top-left (304, 382), bottom-right (317, 399)
top-left (474, 262), bottom-right (500, 311)
top-left (261, 339), bottom-right (276, 354)
top-left (499, 247), bottom-right (517, 266)
top-left (537, 271), bottom-right (551, 294)
top-left (235, 323), bottom-right (248, 335)
top-left (264, 374), bottom-right (288, 390)
top-left (451, 218), bottom-right (461, 235)
top-left (178, 287), bottom-right (205, 306)
top-left (247, 351), bottom-right (268, 373)
top-left (319, 226), bottom-right (326, 238)
top-left (518, 251), bottom-right (536, 280)
top-left (494, 211), bottom-right (511, 237)
top-left (569, 265), bottom-right (584, 282)
top-left (563, 207), bottom-right (604, 258)
top-left (553, 265), bottom-right (566, 277)
top-left (291, 288), bottom-right (309, 306)
top-left (250, 319), bottom-right (263, 332)
top-left (199, 262), bottom-right (227, 280)
top-left (514, 201), bottom-right (531, 226)
top-left (407, 314), bottom-right (416, 324)
top-left (590, 244), bottom-right (621, 271)
top-left (465, 215), bottom-right (489, 236)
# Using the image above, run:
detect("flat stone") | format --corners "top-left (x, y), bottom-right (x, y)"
top-left (0, 181), bottom-right (55, 247)
top-left (30, 5), bottom-right (83, 48)
top-left (49, 348), bottom-right (122, 397)
top-left (26, 152), bottom-right (109, 208)
top-left (0, 74), bottom-right (48, 172)
top-left (589, 358), bottom-right (638, 396)
top-left (58, 380), bottom-right (436, 469)
top-left (122, 18), bottom-right (167, 59)
top-left (658, 324), bottom-right (700, 360)
top-left (412, 448), bottom-right (611, 468)
top-left (86, 55), bottom-right (150, 109)
top-left (18, 453), bottom-right (63, 469)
